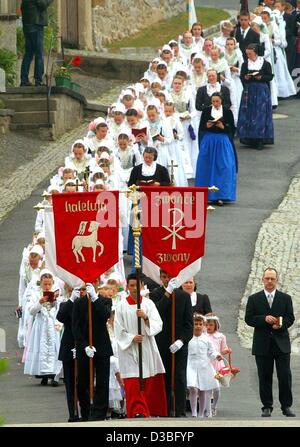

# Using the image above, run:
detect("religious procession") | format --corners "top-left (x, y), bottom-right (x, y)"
top-left (6, 0), bottom-right (300, 424)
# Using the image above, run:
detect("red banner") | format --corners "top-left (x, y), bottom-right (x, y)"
top-left (52, 191), bottom-right (119, 283)
top-left (140, 187), bottom-right (208, 278)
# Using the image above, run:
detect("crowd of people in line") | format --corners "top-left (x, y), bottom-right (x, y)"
top-left (15, 1), bottom-right (299, 421)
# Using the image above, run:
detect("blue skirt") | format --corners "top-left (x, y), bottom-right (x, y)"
top-left (237, 82), bottom-right (274, 144)
top-left (195, 132), bottom-right (237, 202)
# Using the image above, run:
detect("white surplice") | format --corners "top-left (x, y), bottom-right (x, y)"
top-left (114, 297), bottom-right (165, 379)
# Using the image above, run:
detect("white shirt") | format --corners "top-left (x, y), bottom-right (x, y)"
top-left (241, 26), bottom-right (251, 39)
top-left (211, 105), bottom-right (223, 120)
top-left (190, 291), bottom-right (197, 307)
top-left (248, 56), bottom-right (264, 71)
top-left (142, 161), bottom-right (157, 177)
top-left (264, 289), bottom-right (276, 306)
top-left (206, 82), bottom-right (221, 97)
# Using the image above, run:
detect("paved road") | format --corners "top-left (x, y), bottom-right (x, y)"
top-left (1, 97), bottom-right (300, 424)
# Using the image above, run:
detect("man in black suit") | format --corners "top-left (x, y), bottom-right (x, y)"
top-left (57, 287), bottom-right (81, 422)
top-left (235, 12), bottom-right (260, 60)
top-left (195, 69), bottom-right (232, 112)
top-left (150, 270), bottom-right (193, 417)
top-left (245, 268), bottom-right (296, 417)
top-left (72, 283), bottom-right (113, 421)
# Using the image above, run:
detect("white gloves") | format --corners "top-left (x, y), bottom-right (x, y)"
top-left (85, 346), bottom-right (96, 358)
top-left (70, 288), bottom-right (80, 302)
top-left (169, 339), bottom-right (184, 353)
top-left (86, 283), bottom-right (98, 302)
top-left (71, 348), bottom-right (76, 359)
top-left (141, 285), bottom-right (150, 298)
top-left (165, 278), bottom-right (178, 294)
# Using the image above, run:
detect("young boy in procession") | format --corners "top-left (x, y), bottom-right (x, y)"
top-left (114, 273), bottom-right (168, 418)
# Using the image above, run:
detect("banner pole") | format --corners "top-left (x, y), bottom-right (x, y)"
top-left (87, 293), bottom-right (94, 412)
top-left (74, 342), bottom-right (78, 418)
top-left (127, 185), bottom-right (145, 392)
top-left (171, 290), bottom-right (176, 417)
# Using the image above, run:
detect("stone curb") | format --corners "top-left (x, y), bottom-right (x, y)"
top-left (0, 123), bottom-right (88, 223)
top-left (4, 419), bottom-right (300, 428)
top-left (237, 175), bottom-right (300, 354)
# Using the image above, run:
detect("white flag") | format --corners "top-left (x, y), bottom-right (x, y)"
top-left (188, 0), bottom-right (197, 29)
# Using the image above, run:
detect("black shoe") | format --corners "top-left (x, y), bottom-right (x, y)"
top-left (261, 408), bottom-right (272, 417)
top-left (20, 82), bottom-right (33, 87)
top-left (68, 416), bottom-right (80, 422)
top-left (134, 413), bottom-right (146, 418)
top-left (111, 410), bottom-right (126, 419)
top-left (282, 408), bottom-right (296, 417)
top-left (35, 82), bottom-right (47, 87)
top-left (51, 379), bottom-right (59, 387)
top-left (40, 377), bottom-right (48, 386)
top-left (80, 413), bottom-right (90, 422)
top-left (256, 142), bottom-right (263, 151)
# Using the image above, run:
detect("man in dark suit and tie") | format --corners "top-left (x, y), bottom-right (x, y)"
top-left (72, 283), bottom-right (113, 421)
top-left (57, 287), bottom-right (82, 422)
top-left (235, 12), bottom-right (260, 60)
top-left (245, 268), bottom-right (296, 417)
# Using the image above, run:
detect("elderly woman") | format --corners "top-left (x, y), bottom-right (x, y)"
top-left (181, 278), bottom-right (212, 315)
top-left (237, 43), bottom-right (274, 150)
top-left (195, 92), bottom-right (237, 206)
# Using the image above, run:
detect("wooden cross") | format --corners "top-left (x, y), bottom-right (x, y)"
top-left (84, 166), bottom-right (91, 191)
top-left (168, 160), bottom-right (178, 186)
top-left (75, 178), bottom-right (80, 192)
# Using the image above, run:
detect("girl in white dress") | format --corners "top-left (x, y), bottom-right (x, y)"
top-left (272, 9), bottom-right (296, 98)
top-left (170, 76), bottom-right (197, 177)
top-left (187, 314), bottom-right (222, 418)
top-left (205, 314), bottom-right (232, 417)
top-left (145, 104), bottom-right (173, 168)
top-left (251, 17), bottom-right (279, 107)
top-left (164, 102), bottom-right (189, 186)
top-left (214, 20), bottom-right (234, 51)
top-left (64, 140), bottom-right (96, 178)
top-left (24, 269), bottom-right (62, 386)
top-left (107, 310), bottom-right (125, 419)
top-left (224, 37), bottom-right (244, 110)
top-left (191, 22), bottom-right (205, 52)
top-left (178, 31), bottom-right (198, 66)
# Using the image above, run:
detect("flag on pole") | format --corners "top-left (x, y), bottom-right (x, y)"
top-left (240, 0), bottom-right (249, 14)
top-left (188, 0), bottom-right (197, 29)
top-left (45, 191), bottom-right (119, 287)
top-left (140, 187), bottom-right (208, 285)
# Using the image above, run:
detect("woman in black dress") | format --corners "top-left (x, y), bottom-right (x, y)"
top-left (128, 147), bottom-right (171, 187)
top-left (237, 43), bottom-right (274, 150)
top-left (181, 278), bottom-right (212, 315)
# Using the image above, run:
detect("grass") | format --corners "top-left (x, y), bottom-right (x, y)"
top-left (107, 7), bottom-right (230, 50)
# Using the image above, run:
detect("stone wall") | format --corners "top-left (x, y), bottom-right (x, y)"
top-left (0, 17), bottom-right (17, 54)
top-left (92, 0), bottom-right (186, 50)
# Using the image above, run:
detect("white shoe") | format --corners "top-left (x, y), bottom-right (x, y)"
top-left (212, 409), bottom-right (217, 417)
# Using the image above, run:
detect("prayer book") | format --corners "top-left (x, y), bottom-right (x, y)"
top-left (43, 290), bottom-right (59, 303)
top-left (132, 127), bottom-right (147, 138)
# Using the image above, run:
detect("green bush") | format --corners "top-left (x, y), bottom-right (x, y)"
top-left (0, 48), bottom-right (17, 86)
top-left (17, 26), bottom-right (25, 58)
top-left (0, 99), bottom-right (6, 109)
